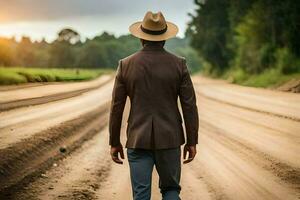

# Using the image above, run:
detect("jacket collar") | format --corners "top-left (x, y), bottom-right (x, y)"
top-left (141, 44), bottom-right (165, 52)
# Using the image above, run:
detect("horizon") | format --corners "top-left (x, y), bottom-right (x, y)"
top-left (0, 0), bottom-right (196, 42)
top-left (0, 29), bottom-right (186, 44)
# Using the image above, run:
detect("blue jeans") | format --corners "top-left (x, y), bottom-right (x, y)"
top-left (127, 148), bottom-right (181, 200)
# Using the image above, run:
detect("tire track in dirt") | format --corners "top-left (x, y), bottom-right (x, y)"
top-left (197, 95), bottom-right (299, 138)
top-left (193, 76), bottom-right (300, 121)
top-left (0, 104), bottom-right (110, 196)
top-left (0, 74), bottom-right (112, 110)
top-left (192, 133), bottom-right (298, 200)
top-left (0, 85), bottom-right (106, 112)
top-left (191, 78), bottom-right (300, 199)
top-left (201, 120), bottom-right (300, 187)
top-left (9, 127), bottom-right (112, 200)
top-left (198, 100), bottom-right (299, 168)
top-left (0, 80), bottom-right (114, 150)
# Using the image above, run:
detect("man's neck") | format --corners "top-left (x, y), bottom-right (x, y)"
top-left (142, 43), bottom-right (165, 51)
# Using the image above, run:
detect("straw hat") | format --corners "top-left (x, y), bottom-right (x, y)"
top-left (129, 11), bottom-right (178, 41)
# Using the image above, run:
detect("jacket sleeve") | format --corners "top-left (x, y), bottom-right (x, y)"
top-left (179, 58), bottom-right (199, 145)
top-left (109, 60), bottom-right (127, 147)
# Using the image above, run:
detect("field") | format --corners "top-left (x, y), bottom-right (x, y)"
top-left (0, 67), bottom-right (113, 85)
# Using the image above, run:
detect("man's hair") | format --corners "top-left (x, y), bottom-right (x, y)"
top-left (141, 39), bottom-right (166, 47)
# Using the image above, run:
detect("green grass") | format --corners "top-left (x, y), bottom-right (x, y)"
top-left (223, 68), bottom-right (300, 88)
top-left (0, 67), bottom-right (113, 85)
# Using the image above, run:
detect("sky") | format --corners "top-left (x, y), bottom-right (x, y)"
top-left (0, 0), bottom-right (196, 42)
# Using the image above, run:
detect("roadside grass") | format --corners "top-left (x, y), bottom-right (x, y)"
top-left (0, 67), bottom-right (113, 85)
top-left (222, 68), bottom-right (300, 88)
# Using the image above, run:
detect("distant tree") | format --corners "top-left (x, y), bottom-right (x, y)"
top-left (32, 39), bottom-right (51, 67)
top-left (57, 28), bottom-right (80, 44)
top-left (49, 41), bottom-right (75, 67)
top-left (47, 28), bottom-right (80, 67)
top-left (17, 37), bottom-right (36, 67)
top-left (93, 32), bottom-right (116, 42)
top-left (102, 41), bottom-right (125, 67)
top-left (0, 27), bottom-right (202, 71)
top-left (76, 41), bottom-right (109, 68)
top-left (0, 38), bottom-right (14, 66)
top-left (187, 0), bottom-right (231, 74)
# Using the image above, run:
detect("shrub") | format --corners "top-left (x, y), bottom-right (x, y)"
top-left (259, 44), bottom-right (276, 69)
top-left (275, 48), bottom-right (300, 74)
top-left (0, 70), bottom-right (27, 85)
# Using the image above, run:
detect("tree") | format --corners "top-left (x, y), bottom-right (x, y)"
top-left (17, 37), bottom-right (36, 67)
top-left (0, 38), bottom-right (15, 66)
top-left (0, 28), bottom-right (202, 71)
top-left (76, 41), bottom-right (109, 68)
top-left (57, 28), bottom-right (80, 44)
top-left (49, 41), bottom-right (75, 67)
top-left (187, 0), bottom-right (300, 75)
top-left (187, 0), bottom-right (231, 74)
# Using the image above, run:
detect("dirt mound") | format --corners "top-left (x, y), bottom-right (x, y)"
top-left (277, 79), bottom-right (300, 93)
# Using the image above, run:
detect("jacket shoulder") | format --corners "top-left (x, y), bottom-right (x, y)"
top-left (164, 50), bottom-right (186, 64)
top-left (119, 51), bottom-right (140, 66)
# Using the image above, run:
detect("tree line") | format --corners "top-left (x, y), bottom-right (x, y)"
top-left (187, 0), bottom-right (300, 76)
top-left (0, 29), bottom-right (201, 73)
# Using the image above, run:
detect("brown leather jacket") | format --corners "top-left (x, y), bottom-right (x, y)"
top-left (109, 44), bottom-right (199, 149)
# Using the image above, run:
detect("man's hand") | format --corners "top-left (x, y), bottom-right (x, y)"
top-left (110, 145), bottom-right (124, 164)
top-left (183, 145), bottom-right (197, 164)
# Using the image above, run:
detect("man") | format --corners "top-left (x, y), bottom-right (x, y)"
top-left (109, 11), bottom-right (199, 200)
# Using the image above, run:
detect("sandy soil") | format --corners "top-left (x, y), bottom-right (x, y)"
top-left (0, 75), bottom-right (113, 111)
top-left (0, 105), bottom-right (109, 191)
top-left (0, 75), bottom-right (299, 200)
top-left (7, 104), bottom-right (213, 200)
top-left (0, 79), bottom-right (114, 150)
top-left (193, 76), bottom-right (300, 120)
top-left (0, 75), bottom-right (112, 103)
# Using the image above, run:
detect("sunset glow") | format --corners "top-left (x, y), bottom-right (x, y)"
top-left (0, 0), bottom-right (195, 41)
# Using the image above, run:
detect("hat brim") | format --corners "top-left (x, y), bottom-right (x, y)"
top-left (129, 21), bottom-right (178, 41)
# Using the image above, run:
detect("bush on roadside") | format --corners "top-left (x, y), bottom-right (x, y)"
top-left (275, 48), bottom-right (300, 74)
top-left (0, 67), bottom-right (112, 85)
top-left (0, 70), bottom-right (27, 85)
top-left (223, 66), bottom-right (300, 88)
top-left (223, 67), bottom-right (249, 84)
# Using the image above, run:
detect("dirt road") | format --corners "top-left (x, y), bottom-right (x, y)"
top-left (0, 75), bottom-right (299, 200)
